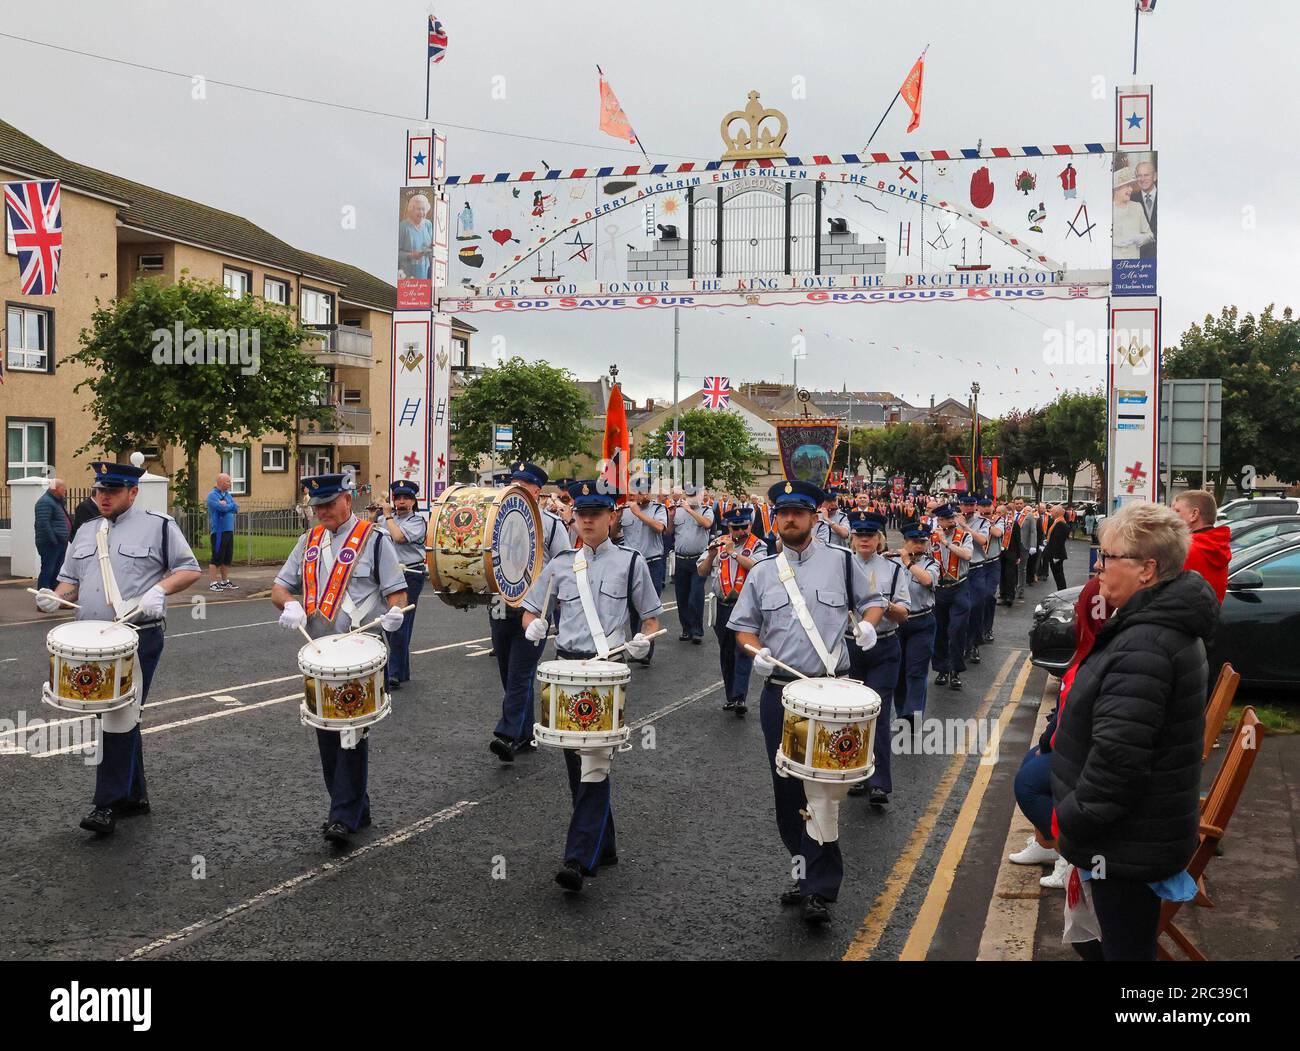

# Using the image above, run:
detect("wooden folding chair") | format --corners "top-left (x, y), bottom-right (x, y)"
top-left (1157, 707), bottom-right (1264, 961)
top-left (1202, 663), bottom-right (1241, 763)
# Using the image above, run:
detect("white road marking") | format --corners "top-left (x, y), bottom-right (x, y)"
top-left (630, 680), bottom-right (724, 729)
top-left (0, 658), bottom-right (16, 663)
top-left (167, 620), bottom-right (279, 639)
top-left (121, 800), bottom-right (479, 960)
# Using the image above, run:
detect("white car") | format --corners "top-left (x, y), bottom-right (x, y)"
top-left (1217, 497), bottom-right (1300, 524)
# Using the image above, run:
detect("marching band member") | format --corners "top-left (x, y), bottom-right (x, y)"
top-left (489, 462), bottom-right (572, 762)
top-left (814, 489), bottom-right (851, 546)
top-left (669, 483), bottom-right (712, 645)
top-left (35, 461), bottom-right (201, 835)
top-left (370, 480), bottom-right (426, 692)
top-left (751, 495), bottom-right (778, 554)
top-left (521, 480), bottom-right (662, 894)
top-left (958, 494), bottom-right (992, 667)
top-left (697, 505), bottom-right (763, 715)
top-left (843, 512), bottom-right (911, 807)
top-left (618, 489), bottom-right (669, 665)
top-left (893, 526), bottom-right (940, 719)
top-left (930, 504), bottom-right (974, 691)
top-left (271, 474), bottom-right (408, 846)
top-left (730, 480), bottom-right (886, 926)
top-left (977, 497), bottom-right (1005, 645)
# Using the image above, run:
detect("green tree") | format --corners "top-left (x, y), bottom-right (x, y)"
top-left (640, 408), bottom-right (764, 494)
top-left (1163, 305), bottom-right (1300, 502)
top-left (452, 356), bottom-right (593, 472)
top-left (834, 426), bottom-right (884, 482)
top-left (71, 274), bottom-right (328, 509)
top-left (1044, 389), bottom-right (1106, 504)
top-left (876, 421), bottom-right (956, 490)
top-left (988, 407), bottom-right (1053, 500)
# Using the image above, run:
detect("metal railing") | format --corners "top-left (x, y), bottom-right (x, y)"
top-left (306, 324), bottom-right (373, 365)
top-left (172, 504), bottom-right (307, 566)
top-left (299, 405), bottom-right (372, 440)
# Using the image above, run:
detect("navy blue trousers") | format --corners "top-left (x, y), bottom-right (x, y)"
top-left (933, 582), bottom-right (971, 674)
top-left (490, 612), bottom-right (546, 746)
top-left (37, 542), bottom-right (66, 591)
top-left (316, 729), bottom-right (369, 830)
top-left (562, 749), bottom-right (617, 873)
top-left (760, 680), bottom-right (843, 901)
top-left (714, 600), bottom-right (753, 703)
top-left (629, 556), bottom-right (666, 661)
top-left (894, 613), bottom-right (936, 718)
top-left (385, 570), bottom-right (424, 685)
top-left (93, 626), bottom-right (163, 809)
top-left (672, 554), bottom-right (706, 638)
top-left (1014, 746), bottom-right (1055, 840)
top-left (848, 632), bottom-right (902, 794)
top-left (965, 564), bottom-right (994, 651)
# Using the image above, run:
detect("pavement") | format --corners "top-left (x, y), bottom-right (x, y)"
top-left (0, 538), bottom-right (1293, 961)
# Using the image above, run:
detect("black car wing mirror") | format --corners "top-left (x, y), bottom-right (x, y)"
top-left (1228, 569), bottom-right (1264, 591)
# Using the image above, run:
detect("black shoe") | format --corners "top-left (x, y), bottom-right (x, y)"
top-left (679, 632), bottom-right (691, 641)
top-left (934, 672), bottom-right (949, 686)
top-left (79, 807), bottom-right (115, 835)
top-left (969, 648), bottom-right (982, 665)
top-left (489, 737), bottom-right (515, 764)
top-left (115, 798), bottom-right (150, 817)
top-left (802, 894), bottom-right (831, 925)
top-left (868, 788), bottom-right (890, 807)
top-left (847, 782), bottom-right (868, 797)
top-left (691, 636), bottom-right (702, 645)
top-left (511, 739), bottom-right (536, 756)
top-left (734, 700), bottom-right (747, 717)
top-left (599, 852), bottom-right (618, 868)
top-left (223, 581), bottom-right (239, 590)
top-left (359, 813), bottom-right (372, 828)
top-left (322, 821), bottom-right (351, 844)
top-left (722, 698), bottom-right (737, 711)
top-left (780, 883), bottom-right (805, 907)
top-left (983, 633), bottom-right (995, 644)
top-left (555, 860), bottom-right (584, 893)
top-left (949, 675), bottom-right (963, 691)
top-left (387, 681), bottom-right (402, 692)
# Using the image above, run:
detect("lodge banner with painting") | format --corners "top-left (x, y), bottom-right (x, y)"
top-left (774, 419), bottom-right (840, 489)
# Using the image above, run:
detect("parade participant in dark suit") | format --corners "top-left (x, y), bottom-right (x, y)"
top-left (370, 480), bottom-right (426, 692)
top-left (489, 462), bottom-right (572, 761)
top-left (698, 506), bottom-right (764, 714)
top-left (1046, 504), bottom-right (1070, 590)
top-left (273, 474), bottom-right (408, 845)
top-left (34, 461), bottom-right (202, 835)
top-left (730, 480), bottom-right (886, 926)
top-left (930, 505), bottom-right (974, 690)
top-left (521, 481), bottom-right (662, 894)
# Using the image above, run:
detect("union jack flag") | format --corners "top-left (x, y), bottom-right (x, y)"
top-left (665, 430), bottom-right (686, 457)
top-left (1068, 284), bottom-right (1089, 298)
top-left (701, 376), bottom-right (731, 410)
top-left (428, 15), bottom-right (448, 64)
top-left (4, 180), bottom-right (62, 295)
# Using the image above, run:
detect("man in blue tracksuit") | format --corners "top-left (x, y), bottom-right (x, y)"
top-left (205, 473), bottom-right (239, 591)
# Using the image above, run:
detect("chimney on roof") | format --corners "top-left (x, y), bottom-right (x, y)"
top-left (646, 398), bottom-right (654, 412)
top-left (929, 394), bottom-right (935, 410)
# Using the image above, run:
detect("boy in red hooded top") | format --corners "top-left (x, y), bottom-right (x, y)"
top-left (1173, 490), bottom-right (1231, 601)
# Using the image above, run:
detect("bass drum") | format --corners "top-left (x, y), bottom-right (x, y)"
top-left (427, 483), bottom-right (543, 609)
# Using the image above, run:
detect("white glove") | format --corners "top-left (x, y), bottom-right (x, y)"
top-left (853, 618), bottom-right (878, 652)
top-left (279, 600), bottom-right (307, 631)
top-left (35, 588), bottom-right (64, 613)
top-left (1029, 547), bottom-right (1038, 555)
top-left (524, 618), bottom-right (549, 643)
top-left (138, 584), bottom-right (167, 619)
top-left (379, 606), bottom-right (406, 632)
top-left (623, 633), bottom-right (652, 660)
top-left (750, 646), bottom-right (777, 676)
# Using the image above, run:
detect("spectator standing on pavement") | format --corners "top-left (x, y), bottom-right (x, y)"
top-left (205, 473), bottom-right (239, 591)
top-left (1172, 489), bottom-right (1231, 602)
top-left (71, 492), bottom-right (100, 538)
top-left (1051, 502), bottom-right (1215, 961)
top-left (34, 478), bottom-right (72, 591)
top-left (1046, 504), bottom-right (1070, 590)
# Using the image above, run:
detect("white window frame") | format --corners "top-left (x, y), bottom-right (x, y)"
top-left (6, 305), bottom-right (51, 371)
top-left (261, 445), bottom-right (287, 473)
top-left (223, 267), bottom-right (252, 299)
top-left (264, 277), bottom-right (289, 305)
top-left (300, 288), bottom-right (333, 326)
top-left (6, 420), bottom-right (51, 480)
top-left (299, 447), bottom-right (334, 478)
top-left (220, 446), bottom-right (249, 495)
top-left (138, 253), bottom-right (164, 271)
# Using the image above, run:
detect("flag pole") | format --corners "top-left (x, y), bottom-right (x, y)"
top-left (863, 45), bottom-right (928, 154)
top-left (425, 13), bottom-right (432, 120)
top-left (1132, 6), bottom-right (1140, 76)
top-left (598, 64), bottom-right (650, 161)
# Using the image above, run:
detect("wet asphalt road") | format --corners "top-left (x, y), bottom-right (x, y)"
top-left (0, 548), bottom-right (1081, 961)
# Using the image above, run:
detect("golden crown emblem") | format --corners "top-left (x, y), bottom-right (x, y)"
top-left (784, 483), bottom-right (793, 493)
top-left (581, 483), bottom-right (591, 495)
top-left (721, 91), bottom-right (789, 160)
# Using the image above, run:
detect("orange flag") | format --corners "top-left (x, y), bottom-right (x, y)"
top-left (601, 383), bottom-right (630, 503)
top-left (598, 74), bottom-right (638, 145)
top-left (900, 52), bottom-right (925, 134)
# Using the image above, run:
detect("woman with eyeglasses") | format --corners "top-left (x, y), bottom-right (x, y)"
top-left (1049, 501), bottom-right (1218, 960)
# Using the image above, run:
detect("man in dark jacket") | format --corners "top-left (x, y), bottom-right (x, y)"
top-left (1045, 504), bottom-right (1070, 590)
top-left (1051, 502), bottom-right (1217, 961)
top-left (34, 479), bottom-right (72, 591)
top-left (71, 494), bottom-right (100, 538)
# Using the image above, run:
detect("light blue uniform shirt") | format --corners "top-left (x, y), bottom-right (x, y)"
top-left (902, 553), bottom-right (940, 613)
top-left (813, 510), bottom-right (851, 547)
top-left (671, 504), bottom-right (714, 557)
top-left (855, 552), bottom-right (912, 638)
top-left (965, 514), bottom-right (993, 565)
top-left (377, 510), bottom-right (428, 567)
top-left (620, 502), bottom-right (668, 559)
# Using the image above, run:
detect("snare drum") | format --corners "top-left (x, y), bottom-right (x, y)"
top-left (42, 620), bottom-right (140, 714)
top-left (534, 659), bottom-right (631, 749)
top-left (775, 677), bottom-right (882, 783)
top-left (427, 483), bottom-right (543, 609)
top-left (298, 633), bottom-right (391, 732)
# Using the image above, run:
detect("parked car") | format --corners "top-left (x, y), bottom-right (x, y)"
top-left (1028, 534), bottom-right (1300, 687)
top-left (1228, 514), bottom-right (1300, 553)
top-left (1217, 496), bottom-right (1300, 524)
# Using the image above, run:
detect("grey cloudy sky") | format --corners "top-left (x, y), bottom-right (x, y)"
top-left (2, 0), bottom-right (1296, 413)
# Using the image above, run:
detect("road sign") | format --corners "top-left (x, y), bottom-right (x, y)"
top-left (493, 424), bottom-right (514, 452)
top-left (1159, 379), bottom-right (1222, 496)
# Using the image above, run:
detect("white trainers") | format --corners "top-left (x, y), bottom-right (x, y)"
top-left (1008, 834), bottom-right (1060, 866)
top-left (1039, 857), bottom-right (1070, 889)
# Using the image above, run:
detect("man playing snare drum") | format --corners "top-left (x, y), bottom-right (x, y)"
top-left (34, 460), bottom-right (201, 836)
top-left (520, 480), bottom-right (661, 895)
top-left (272, 474), bottom-right (408, 847)
top-left (729, 479), bottom-right (886, 926)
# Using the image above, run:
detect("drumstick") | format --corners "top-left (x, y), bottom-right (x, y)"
top-left (27, 588), bottom-right (80, 610)
top-left (347, 603), bottom-right (417, 636)
top-left (299, 625), bottom-right (321, 654)
top-left (743, 643), bottom-right (810, 681)
top-left (600, 627), bottom-right (668, 660)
